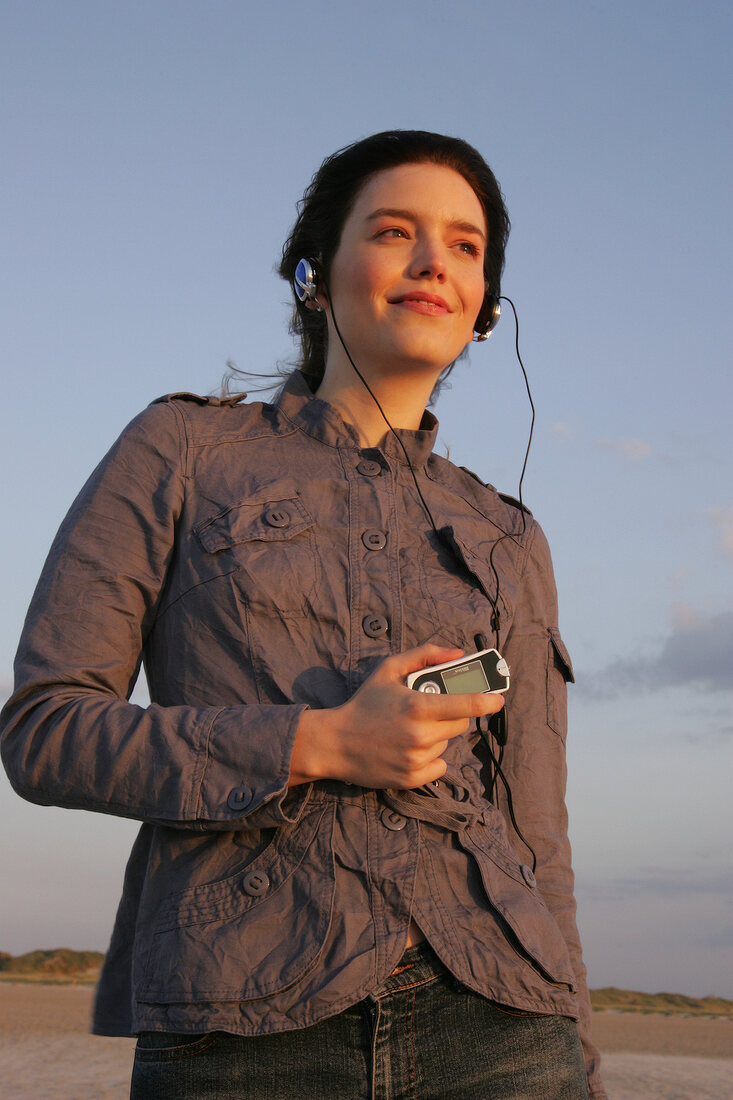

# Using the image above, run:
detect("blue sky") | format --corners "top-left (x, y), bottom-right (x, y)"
top-left (1, 0), bottom-right (731, 997)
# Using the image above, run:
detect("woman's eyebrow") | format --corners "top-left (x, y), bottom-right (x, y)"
top-left (366, 207), bottom-right (486, 243)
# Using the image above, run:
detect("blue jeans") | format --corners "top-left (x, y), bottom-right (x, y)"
top-left (130, 942), bottom-right (588, 1099)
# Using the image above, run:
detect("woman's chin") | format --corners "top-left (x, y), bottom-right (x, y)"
top-left (369, 332), bottom-right (467, 377)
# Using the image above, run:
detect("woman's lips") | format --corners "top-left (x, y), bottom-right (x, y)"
top-left (390, 292), bottom-right (451, 315)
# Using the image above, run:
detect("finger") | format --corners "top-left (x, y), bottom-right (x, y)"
top-left (420, 690), bottom-right (505, 724)
top-left (403, 758), bottom-right (449, 788)
top-left (383, 643), bottom-right (465, 681)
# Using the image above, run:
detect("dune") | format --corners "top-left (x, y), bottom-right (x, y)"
top-left (0, 982), bottom-right (731, 1099)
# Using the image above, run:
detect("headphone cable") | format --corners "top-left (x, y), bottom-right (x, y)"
top-left (326, 286), bottom-right (442, 538)
top-left (323, 279), bottom-right (538, 867)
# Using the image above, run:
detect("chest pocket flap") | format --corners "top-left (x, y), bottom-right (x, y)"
top-left (441, 526), bottom-right (516, 635)
top-left (193, 483), bottom-right (319, 615)
top-left (195, 489), bottom-right (314, 553)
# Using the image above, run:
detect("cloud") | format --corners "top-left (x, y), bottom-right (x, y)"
top-left (576, 610), bottom-right (733, 698)
top-left (597, 436), bottom-right (652, 462)
top-left (707, 506), bottom-right (733, 562)
top-left (576, 866), bottom-right (733, 903)
top-left (572, 866), bottom-right (730, 910)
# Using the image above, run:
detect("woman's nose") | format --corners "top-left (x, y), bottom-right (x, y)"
top-left (409, 238), bottom-right (447, 280)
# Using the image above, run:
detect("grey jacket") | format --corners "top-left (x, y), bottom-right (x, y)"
top-left (1, 371), bottom-right (605, 1097)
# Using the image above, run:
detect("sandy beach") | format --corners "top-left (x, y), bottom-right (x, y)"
top-left (0, 983), bottom-right (731, 1099)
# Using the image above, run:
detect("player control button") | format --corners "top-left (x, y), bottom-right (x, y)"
top-left (418, 681), bottom-right (441, 694)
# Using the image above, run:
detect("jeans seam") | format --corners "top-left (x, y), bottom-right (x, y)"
top-left (406, 984), bottom-right (417, 1100)
top-left (380, 972), bottom-right (441, 997)
top-left (134, 1033), bottom-right (220, 1063)
top-left (370, 998), bottom-right (380, 1100)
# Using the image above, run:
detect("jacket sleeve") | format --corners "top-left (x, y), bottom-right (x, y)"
top-left (500, 519), bottom-right (606, 1099)
top-left (0, 401), bottom-right (310, 831)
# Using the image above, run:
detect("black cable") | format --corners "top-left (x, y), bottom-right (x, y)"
top-left (325, 280), bottom-right (538, 872)
top-left (324, 285), bottom-right (536, 653)
top-left (476, 717), bottom-right (537, 873)
top-left (500, 296), bottom-right (535, 507)
top-left (326, 292), bottom-right (536, 602)
top-left (485, 295), bottom-right (535, 646)
top-left (327, 295), bottom-right (442, 539)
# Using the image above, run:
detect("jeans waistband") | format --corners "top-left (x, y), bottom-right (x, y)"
top-left (370, 941), bottom-right (448, 999)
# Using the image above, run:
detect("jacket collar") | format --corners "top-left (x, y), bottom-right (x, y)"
top-left (275, 370), bottom-right (439, 469)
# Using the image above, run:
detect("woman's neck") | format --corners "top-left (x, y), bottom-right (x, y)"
top-left (315, 360), bottom-right (437, 449)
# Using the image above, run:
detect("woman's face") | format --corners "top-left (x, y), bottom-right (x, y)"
top-left (323, 162), bottom-right (487, 383)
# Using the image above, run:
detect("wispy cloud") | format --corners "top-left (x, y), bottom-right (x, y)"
top-left (707, 506), bottom-right (733, 563)
top-left (549, 420), bottom-right (575, 441)
top-left (597, 436), bottom-right (653, 462)
top-left (576, 866), bottom-right (733, 903)
top-left (576, 610), bottom-right (733, 698)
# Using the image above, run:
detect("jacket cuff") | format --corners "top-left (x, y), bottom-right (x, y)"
top-left (197, 703), bottom-right (311, 828)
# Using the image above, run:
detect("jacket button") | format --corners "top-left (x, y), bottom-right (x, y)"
top-left (264, 507), bottom-right (291, 528)
top-left (242, 871), bottom-right (270, 897)
top-left (520, 864), bottom-right (537, 888)
top-left (362, 614), bottom-right (389, 639)
top-left (356, 459), bottom-right (381, 477)
top-left (362, 529), bottom-right (387, 551)
top-left (381, 808), bottom-right (407, 831)
top-left (227, 786), bottom-right (253, 812)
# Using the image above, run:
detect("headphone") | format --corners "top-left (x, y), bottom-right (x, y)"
top-left (293, 257), bottom-right (500, 340)
top-left (293, 257), bottom-right (320, 305)
top-left (473, 294), bottom-right (501, 341)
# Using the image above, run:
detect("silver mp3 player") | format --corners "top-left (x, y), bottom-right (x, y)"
top-left (406, 649), bottom-right (510, 695)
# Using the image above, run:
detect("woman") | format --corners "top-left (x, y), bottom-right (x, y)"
top-left (1, 131), bottom-right (606, 1099)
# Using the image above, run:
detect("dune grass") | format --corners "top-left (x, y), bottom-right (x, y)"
top-left (2, 950), bottom-right (732, 1015)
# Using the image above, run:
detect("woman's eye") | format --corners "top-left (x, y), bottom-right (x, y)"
top-left (457, 241), bottom-right (481, 257)
top-left (378, 227), bottom-right (408, 239)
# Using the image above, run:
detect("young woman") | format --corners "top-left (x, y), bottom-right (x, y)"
top-left (1, 131), bottom-right (606, 1098)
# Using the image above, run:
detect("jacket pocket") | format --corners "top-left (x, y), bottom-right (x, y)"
top-left (411, 526), bottom-right (514, 650)
top-left (547, 627), bottom-right (574, 739)
top-left (137, 804), bottom-right (336, 1003)
top-left (193, 481), bottom-right (320, 616)
top-left (461, 828), bottom-right (576, 990)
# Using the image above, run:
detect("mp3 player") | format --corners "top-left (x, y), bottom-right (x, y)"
top-left (406, 649), bottom-right (510, 695)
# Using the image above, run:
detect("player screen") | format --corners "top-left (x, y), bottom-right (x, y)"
top-left (442, 659), bottom-right (489, 694)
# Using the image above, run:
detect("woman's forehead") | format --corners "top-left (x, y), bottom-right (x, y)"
top-left (345, 162), bottom-right (486, 233)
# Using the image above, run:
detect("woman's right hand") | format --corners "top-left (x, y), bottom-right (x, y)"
top-left (289, 643), bottom-right (505, 789)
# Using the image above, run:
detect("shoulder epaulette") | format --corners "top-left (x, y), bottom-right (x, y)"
top-left (458, 465), bottom-right (497, 493)
top-left (458, 466), bottom-right (533, 517)
top-left (152, 392), bottom-right (210, 406)
top-left (498, 491), bottom-right (532, 517)
top-left (151, 391), bottom-right (248, 407)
